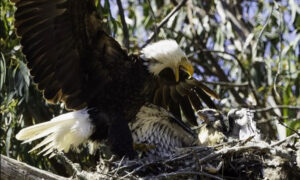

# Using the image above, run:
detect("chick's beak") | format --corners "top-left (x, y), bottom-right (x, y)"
top-left (175, 61), bottom-right (194, 82)
top-left (197, 111), bottom-right (208, 123)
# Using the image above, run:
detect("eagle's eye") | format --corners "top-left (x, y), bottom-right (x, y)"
top-left (181, 57), bottom-right (188, 61)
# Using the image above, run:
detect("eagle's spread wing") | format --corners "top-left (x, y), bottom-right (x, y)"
top-left (130, 104), bottom-right (196, 159)
top-left (149, 68), bottom-right (219, 126)
top-left (13, 0), bottom-right (128, 110)
top-left (13, 0), bottom-right (218, 123)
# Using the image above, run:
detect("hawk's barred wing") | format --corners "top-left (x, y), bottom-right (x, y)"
top-left (130, 104), bottom-right (196, 159)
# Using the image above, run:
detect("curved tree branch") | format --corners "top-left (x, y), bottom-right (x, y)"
top-left (117, 0), bottom-right (129, 50)
top-left (141, 0), bottom-right (188, 48)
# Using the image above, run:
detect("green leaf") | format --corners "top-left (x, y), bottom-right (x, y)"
top-left (0, 53), bottom-right (6, 91)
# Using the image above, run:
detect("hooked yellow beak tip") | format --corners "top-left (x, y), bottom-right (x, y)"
top-left (175, 61), bottom-right (194, 82)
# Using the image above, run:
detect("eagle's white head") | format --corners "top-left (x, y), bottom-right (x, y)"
top-left (142, 40), bottom-right (194, 82)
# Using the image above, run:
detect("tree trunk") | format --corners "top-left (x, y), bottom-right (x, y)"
top-left (0, 155), bottom-right (68, 180)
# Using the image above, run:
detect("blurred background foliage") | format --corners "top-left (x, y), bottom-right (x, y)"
top-left (1, 0), bottom-right (299, 177)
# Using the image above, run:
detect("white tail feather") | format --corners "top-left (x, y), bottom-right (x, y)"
top-left (16, 109), bottom-right (94, 156)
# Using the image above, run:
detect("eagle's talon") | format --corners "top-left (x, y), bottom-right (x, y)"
top-left (133, 143), bottom-right (156, 153)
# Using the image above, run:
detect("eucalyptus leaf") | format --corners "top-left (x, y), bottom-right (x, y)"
top-left (0, 54), bottom-right (6, 91)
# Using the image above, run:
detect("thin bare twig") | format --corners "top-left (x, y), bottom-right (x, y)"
top-left (270, 132), bottom-right (299, 147)
top-left (119, 170), bottom-right (139, 180)
top-left (253, 105), bottom-right (300, 112)
top-left (118, 161), bottom-right (158, 179)
top-left (197, 145), bottom-right (266, 165)
top-left (117, 0), bottom-right (129, 50)
top-left (141, 0), bottom-right (188, 48)
top-left (113, 156), bottom-right (125, 176)
top-left (257, 117), bottom-right (300, 125)
top-left (150, 169), bottom-right (225, 180)
top-left (190, 49), bottom-right (247, 73)
top-left (200, 80), bottom-right (249, 87)
top-left (275, 117), bottom-right (300, 137)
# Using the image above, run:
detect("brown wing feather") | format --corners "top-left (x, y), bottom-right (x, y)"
top-left (153, 87), bottom-right (163, 105)
top-left (161, 85), bottom-right (170, 109)
top-left (168, 98), bottom-right (181, 121)
top-left (187, 79), bottom-right (220, 100)
top-left (179, 96), bottom-right (197, 125)
top-left (194, 87), bottom-right (217, 109)
top-left (188, 91), bottom-right (203, 110)
top-left (13, 0), bottom-right (86, 109)
top-left (13, 0), bottom-right (126, 110)
top-left (152, 76), bottom-right (219, 125)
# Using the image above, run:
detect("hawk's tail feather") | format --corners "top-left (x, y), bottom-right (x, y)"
top-left (16, 109), bottom-right (94, 157)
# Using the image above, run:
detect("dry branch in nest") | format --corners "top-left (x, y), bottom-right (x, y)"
top-left (85, 136), bottom-right (300, 179)
top-left (1, 109), bottom-right (300, 179)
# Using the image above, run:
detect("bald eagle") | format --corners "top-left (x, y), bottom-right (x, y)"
top-left (13, 0), bottom-right (218, 158)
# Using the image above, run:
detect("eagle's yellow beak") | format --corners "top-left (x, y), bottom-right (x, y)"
top-left (175, 60), bottom-right (194, 82)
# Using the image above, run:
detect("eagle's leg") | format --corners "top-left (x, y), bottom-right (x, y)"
top-left (89, 110), bottom-right (136, 159)
top-left (107, 115), bottom-right (136, 159)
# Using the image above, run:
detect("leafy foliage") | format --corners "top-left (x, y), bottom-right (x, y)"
top-left (1, 0), bottom-right (299, 177)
